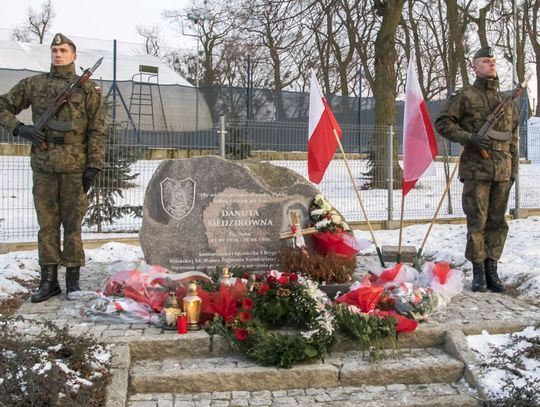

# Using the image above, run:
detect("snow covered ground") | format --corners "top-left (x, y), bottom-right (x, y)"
top-left (1, 218), bottom-right (539, 400)
top-left (1, 157), bottom-right (539, 241)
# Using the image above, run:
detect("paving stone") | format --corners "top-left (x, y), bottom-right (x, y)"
top-left (270, 397), bottom-right (296, 407)
top-left (130, 394), bottom-right (156, 401)
top-left (128, 402), bottom-right (157, 407)
top-left (305, 388), bottom-right (325, 396)
top-left (249, 398), bottom-right (271, 406)
top-left (285, 389), bottom-right (304, 397)
top-left (231, 391), bottom-right (250, 399)
top-left (229, 400), bottom-right (249, 407)
top-left (386, 384), bottom-right (407, 391)
top-left (211, 392), bottom-right (231, 400)
top-left (192, 393), bottom-right (212, 401)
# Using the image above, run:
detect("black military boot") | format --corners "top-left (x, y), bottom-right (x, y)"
top-left (471, 262), bottom-right (487, 292)
top-left (485, 258), bottom-right (505, 293)
top-left (66, 267), bottom-right (81, 299)
top-left (31, 265), bottom-right (61, 303)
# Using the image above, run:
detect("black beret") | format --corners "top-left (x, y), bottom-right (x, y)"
top-left (473, 47), bottom-right (494, 59)
top-left (50, 33), bottom-right (76, 51)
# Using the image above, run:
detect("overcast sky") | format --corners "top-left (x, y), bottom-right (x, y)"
top-left (1, 0), bottom-right (537, 108)
top-left (1, 0), bottom-right (191, 48)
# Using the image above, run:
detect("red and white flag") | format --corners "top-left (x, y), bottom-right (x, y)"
top-left (402, 52), bottom-right (438, 196)
top-left (308, 70), bottom-right (342, 184)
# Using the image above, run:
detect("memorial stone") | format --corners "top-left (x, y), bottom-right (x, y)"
top-left (140, 156), bottom-right (320, 272)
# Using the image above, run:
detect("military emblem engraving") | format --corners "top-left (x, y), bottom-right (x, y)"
top-left (160, 177), bottom-right (196, 220)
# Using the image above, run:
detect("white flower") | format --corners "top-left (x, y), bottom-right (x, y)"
top-left (310, 209), bottom-right (325, 216)
top-left (315, 219), bottom-right (331, 229)
top-left (268, 269), bottom-right (281, 279)
top-left (301, 329), bottom-right (318, 339)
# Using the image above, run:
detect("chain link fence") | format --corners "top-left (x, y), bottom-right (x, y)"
top-left (1, 120), bottom-right (539, 242)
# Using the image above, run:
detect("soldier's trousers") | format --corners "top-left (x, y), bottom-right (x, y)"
top-left (33, 171), bottom-right (88, 267)
top-left (462, 179), bottom-right (512, 263)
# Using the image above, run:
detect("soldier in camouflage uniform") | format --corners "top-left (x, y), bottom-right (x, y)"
top-left (0, 33), bottom-right (107, 302)
top-left (435, 47), bottom-right (518, 293)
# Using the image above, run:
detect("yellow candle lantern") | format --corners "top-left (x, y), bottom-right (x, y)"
top-left (182, 281), bottom-right (202, 331)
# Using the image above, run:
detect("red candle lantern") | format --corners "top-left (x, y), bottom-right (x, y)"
top-left (177, 313), bottom-right (188, 334)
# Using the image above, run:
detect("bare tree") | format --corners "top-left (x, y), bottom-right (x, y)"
top-left (235, 0), bottom-right (308, 120)
top-left (163, 0), bottom-right (240, 119)
top-left (11, 0), bottom-right (55, 44)
top-left (136, 24), bottom-right (163, 57)
top-left (368, 0), bottom-right (406, 189)
top-left (525, 0), bottom-right (540, 116)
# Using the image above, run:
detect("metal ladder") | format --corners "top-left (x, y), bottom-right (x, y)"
top-left (128, 65), bottom-right (168, 131)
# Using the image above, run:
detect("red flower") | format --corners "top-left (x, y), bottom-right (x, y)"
top-left (242, 273), bottom-right (250, 280)
top-left (239, 311), bottom-right (252, 323)
top-left (242, 297), bottom-right (254, 310)
top-left (257, 283), bottom-right (270, 295)
top-left (267, 275), bottom-right (277, 284)
top-left (235, 328), bottom-right (249, 341)
top-left (278, 276), bottom-right (289, 285)
top-left (289, 273), bottom-right (299, 282)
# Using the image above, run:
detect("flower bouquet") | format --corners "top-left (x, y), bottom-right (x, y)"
top-left (418, 262), bottom-right (464, 301)
top-left (334, 284), bottom-right (417, 360)
top-left (309, 194), bottom-right (367, 257)
top-left (380, 282), bottom-right (445, 321)
top-left (102, 261), bottom-right (211, 312)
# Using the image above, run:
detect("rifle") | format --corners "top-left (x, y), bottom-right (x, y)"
top-left (35, 57), bottom-right (104, 150)
top-left (477, 73), bottom-right (531, 159)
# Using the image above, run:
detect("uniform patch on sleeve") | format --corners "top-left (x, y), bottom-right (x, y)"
top-left (94, 85), bottom-right (102, 94)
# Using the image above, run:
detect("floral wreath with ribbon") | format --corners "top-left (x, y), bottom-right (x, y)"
top-left (309, 194), bottom-right (351, 233)
top-left (205, 270), bottom-right (335, 368)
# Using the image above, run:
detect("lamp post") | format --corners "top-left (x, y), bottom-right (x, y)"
top-left (186, 8), bottom-right (209, 129)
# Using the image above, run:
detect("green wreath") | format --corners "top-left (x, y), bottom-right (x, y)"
top-left (206, 271), bottom-right (335, 368)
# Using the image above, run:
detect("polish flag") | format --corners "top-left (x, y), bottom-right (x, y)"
top-left (402, 52), bottom-right (438, 195)
top-left (308, 70), bottom-right (342, 184)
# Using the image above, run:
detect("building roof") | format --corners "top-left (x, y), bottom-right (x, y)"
top-left (0, 38), bottom-right (192, 86)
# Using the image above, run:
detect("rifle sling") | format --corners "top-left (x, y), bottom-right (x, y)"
top-left (46, 119), bottom-right (75, 132)
top-left (46, 134), bottom-right (87, 145)
top-left (487, 129), bottom-right (512, 141)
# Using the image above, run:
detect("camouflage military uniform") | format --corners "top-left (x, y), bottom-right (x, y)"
top-left (0, 61), bottom-right (107, 267)
top-left (435, 77), bottom-right (519, 263)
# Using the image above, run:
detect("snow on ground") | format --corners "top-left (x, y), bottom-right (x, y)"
top-left (2, 157), bottom-right (540, 240)
top-left (353, 216), bottom-right (540, 304)
top-left (467, 326), bottom-right (540, 403)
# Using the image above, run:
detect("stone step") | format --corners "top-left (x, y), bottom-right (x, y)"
top-left (128, 382), bottom-right (480, 407)
top-left (129, 347), bottom-right (465, 395)
top-left (123, 326), bottom-right (448, 362)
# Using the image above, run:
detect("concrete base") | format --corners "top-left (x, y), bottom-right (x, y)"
top-left (510, 208), bottom-right (529, 219)
top-left (381, 245), bottom-right (417, 263)
top-left (384, 220), bottom-right (402, 230)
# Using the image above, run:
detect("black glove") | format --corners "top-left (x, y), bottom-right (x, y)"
top-left (14, 124), bottom-right (46, 144)
top-left (83, 168), bottom-right (100, 193)
top-left (469, 133), bottom-right (492, 150)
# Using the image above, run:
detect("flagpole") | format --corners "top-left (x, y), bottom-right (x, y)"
top-left (333, 129), bottom-right (386, 267)
top-left (413, 155), bottom-right (461, 268)
top-left (397, 192), bottom-right (406, 264)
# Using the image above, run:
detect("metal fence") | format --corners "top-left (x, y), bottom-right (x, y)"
top-left (1, 120), bottom-right (539, 242)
